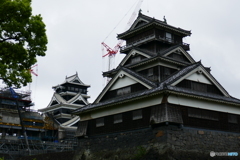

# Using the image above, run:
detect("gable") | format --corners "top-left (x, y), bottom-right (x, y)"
top-left (171, 66), bottom-right (229, 97)
top-left (95, 70), bottom-right (153, 103)
top-left (68, 93), bottom-right (89, 105)
top-left (50, 100), bottom-right (59, 106)
top-left (47, 95), bottom-right (60, 107)
top-left (110, 76), bottom-right (137, 90)
top-left (163, 46), bottom-right (195, 64)
top-left (185, 72), bottom-right (212, 84)
top-left (73, 100), bottom-right (86, 105)
top-left (101, 83), bottom-right (148, 102)
top-left (120, 49), bottom-right (151, 66)
top-left (129, 18), bottom-right (149, 31)
top-left (73, 79), bottom-right (81, 83)
top-left (69, 76), bottom-right (84, 84)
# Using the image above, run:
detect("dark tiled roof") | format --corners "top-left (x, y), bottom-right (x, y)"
top-left (93, 66), bottom-right (157, 104)
top-left (73, 62), bottom-right (240, 114)
top-left (159, 62), bottom-right (201, 87)
top-left (118, 13), bottom-right (191, 39)
top-left (120, 47), bottom-right (156, 57)
top-left (72, 86), bottom-right (165, 114)
top-left (139, 13), bottom-right (191, 35)
top-left (166, 85), bottom-right (240, 104)
top-left (102, 68), bottom-right (118, 77)
top-left (121, 67), bottom-right (157, 88)
top-left (125, 54), bottom-right (189, 69)
top-left (158, 45), bottom-right (182, 56)
top-left (103, 48), bottom-right (190, 78)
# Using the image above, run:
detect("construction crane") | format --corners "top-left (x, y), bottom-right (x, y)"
top-left (30, 64), bottom-right (38, 76)
top-left (101, 0), bottom-right (144, 72)
top-left (26, 64), bottom-right (38, 102)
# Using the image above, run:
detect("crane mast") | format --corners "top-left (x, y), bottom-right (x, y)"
top-left (102, 0), bottom-right (144, 72)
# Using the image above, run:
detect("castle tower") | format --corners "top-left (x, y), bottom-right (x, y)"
top-left (39, 73), bottom-right (90, 139)
top-left (73, 13), bottom-right (240, 159)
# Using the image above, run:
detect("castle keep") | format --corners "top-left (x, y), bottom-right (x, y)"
top-left (72, 13), bottom-right (240, 159)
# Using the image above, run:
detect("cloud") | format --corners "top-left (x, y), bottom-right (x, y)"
top-left (31, 0), bottom-right (240, 109)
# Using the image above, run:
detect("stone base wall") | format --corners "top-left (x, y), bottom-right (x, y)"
top-left (73, 125), bottom-right (240, 160)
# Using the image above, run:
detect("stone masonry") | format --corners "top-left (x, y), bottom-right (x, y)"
top-left (73, 124), bottom-right (240, 160)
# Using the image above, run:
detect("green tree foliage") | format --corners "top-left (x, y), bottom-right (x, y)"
top-left (0, 0), bottom-right (47, 88)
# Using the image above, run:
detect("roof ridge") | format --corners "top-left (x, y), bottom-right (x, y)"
top-left (66, 72), bottom-right (78, 80)
top-left (122, 67), bottom-right (157, 88)
top-left (159, 62), bottom-right (200, 87)
top-left (167, 86), bottom-right (240, 104)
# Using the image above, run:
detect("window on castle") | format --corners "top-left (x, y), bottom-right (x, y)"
top-left (117, 86), bottom-right (131, 96)
top-left (114, 114), bottom-right (122, 124)
top-left (147, 68), bottom-right (153, 77)
top-left (228, 114), bottom-right (238, 124)
top-left (173, 53), bottom-right (184, 61)
top-left (96, 118), bottom-right (104, 127)
top-left (82, 89), bottom-right (87, 94)
top-left (166, 32), bottom-right (173, 42)
top-left (131, 56), bottom-right (141, 64)
top-left (133, 110), bottom-right (142, 120)
top-left (188, 108), bottom-right (218, 121)
top-left (177, 80), bottom-right (223, 95)
top-left (163, 67), bottom-right (171, 79)
top-left (192, 81), bottom-right (207, 92)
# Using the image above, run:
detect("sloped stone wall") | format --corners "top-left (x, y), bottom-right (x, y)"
top-left (73, 125), bottom-right (240, 160)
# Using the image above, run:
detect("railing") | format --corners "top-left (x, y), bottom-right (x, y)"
top-left (121, 34), bottom-right (156, 50)
top-left (120, 34), bottom-right (190, 51)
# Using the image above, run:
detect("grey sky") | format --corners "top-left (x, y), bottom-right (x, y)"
top-left (30, 0), bottom-right (240, 110)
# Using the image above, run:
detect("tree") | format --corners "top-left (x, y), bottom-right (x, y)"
top-left (0, 0), bottom-right (47, 88)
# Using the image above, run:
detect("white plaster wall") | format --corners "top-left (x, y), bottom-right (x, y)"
top-left (82, 95), bottom-right (163, 120)
top-left (110, 76), bottom-right (137, 90)
top-left (168, 95), bottom-right (240, 114)
top-left (185, 72), bottom-right (212, 84)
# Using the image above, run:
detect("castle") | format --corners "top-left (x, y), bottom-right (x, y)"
top-left (72, 12), bottom-right (240, 159)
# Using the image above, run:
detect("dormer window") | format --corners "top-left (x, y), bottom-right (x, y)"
top-left (131, 56), bottom-right (141, 64)
top-left (117, 86), bottom-right (131, 96)
top-left (166, 32), bottom-right (173, 43)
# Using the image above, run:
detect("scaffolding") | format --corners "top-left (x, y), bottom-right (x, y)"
top-left (0, 87), bottom-right (79, 160)
top-left (0, 86), bottom-right (31, 102)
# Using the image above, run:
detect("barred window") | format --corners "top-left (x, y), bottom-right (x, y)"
top-left (228, 114), bottom-right (238, 124)
top-left (114, 114), bottom-right (122, 124)
top-left (131, 56), bottom-right (141, 64)
top-left (133, 110), bottom-right (142, 120)
top-left (96, 118), bottom-right (104, 127)
top-left (192, 81), bottom-right (207, 92)
top-left (188, 108), bottom-right (218, 121)
top-left (117, 87), bottom-right (131, 96)
top-left (166, 32), bottom-right (173, 42)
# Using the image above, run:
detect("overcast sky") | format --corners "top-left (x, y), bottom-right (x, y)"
top-left (29, 0), bottom-right (240, 110)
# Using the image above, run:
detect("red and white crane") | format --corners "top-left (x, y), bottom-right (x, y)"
top-left (30, 64), bottom-right (38, 76)
top-left (101, 0), bottom-right (144, 72)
